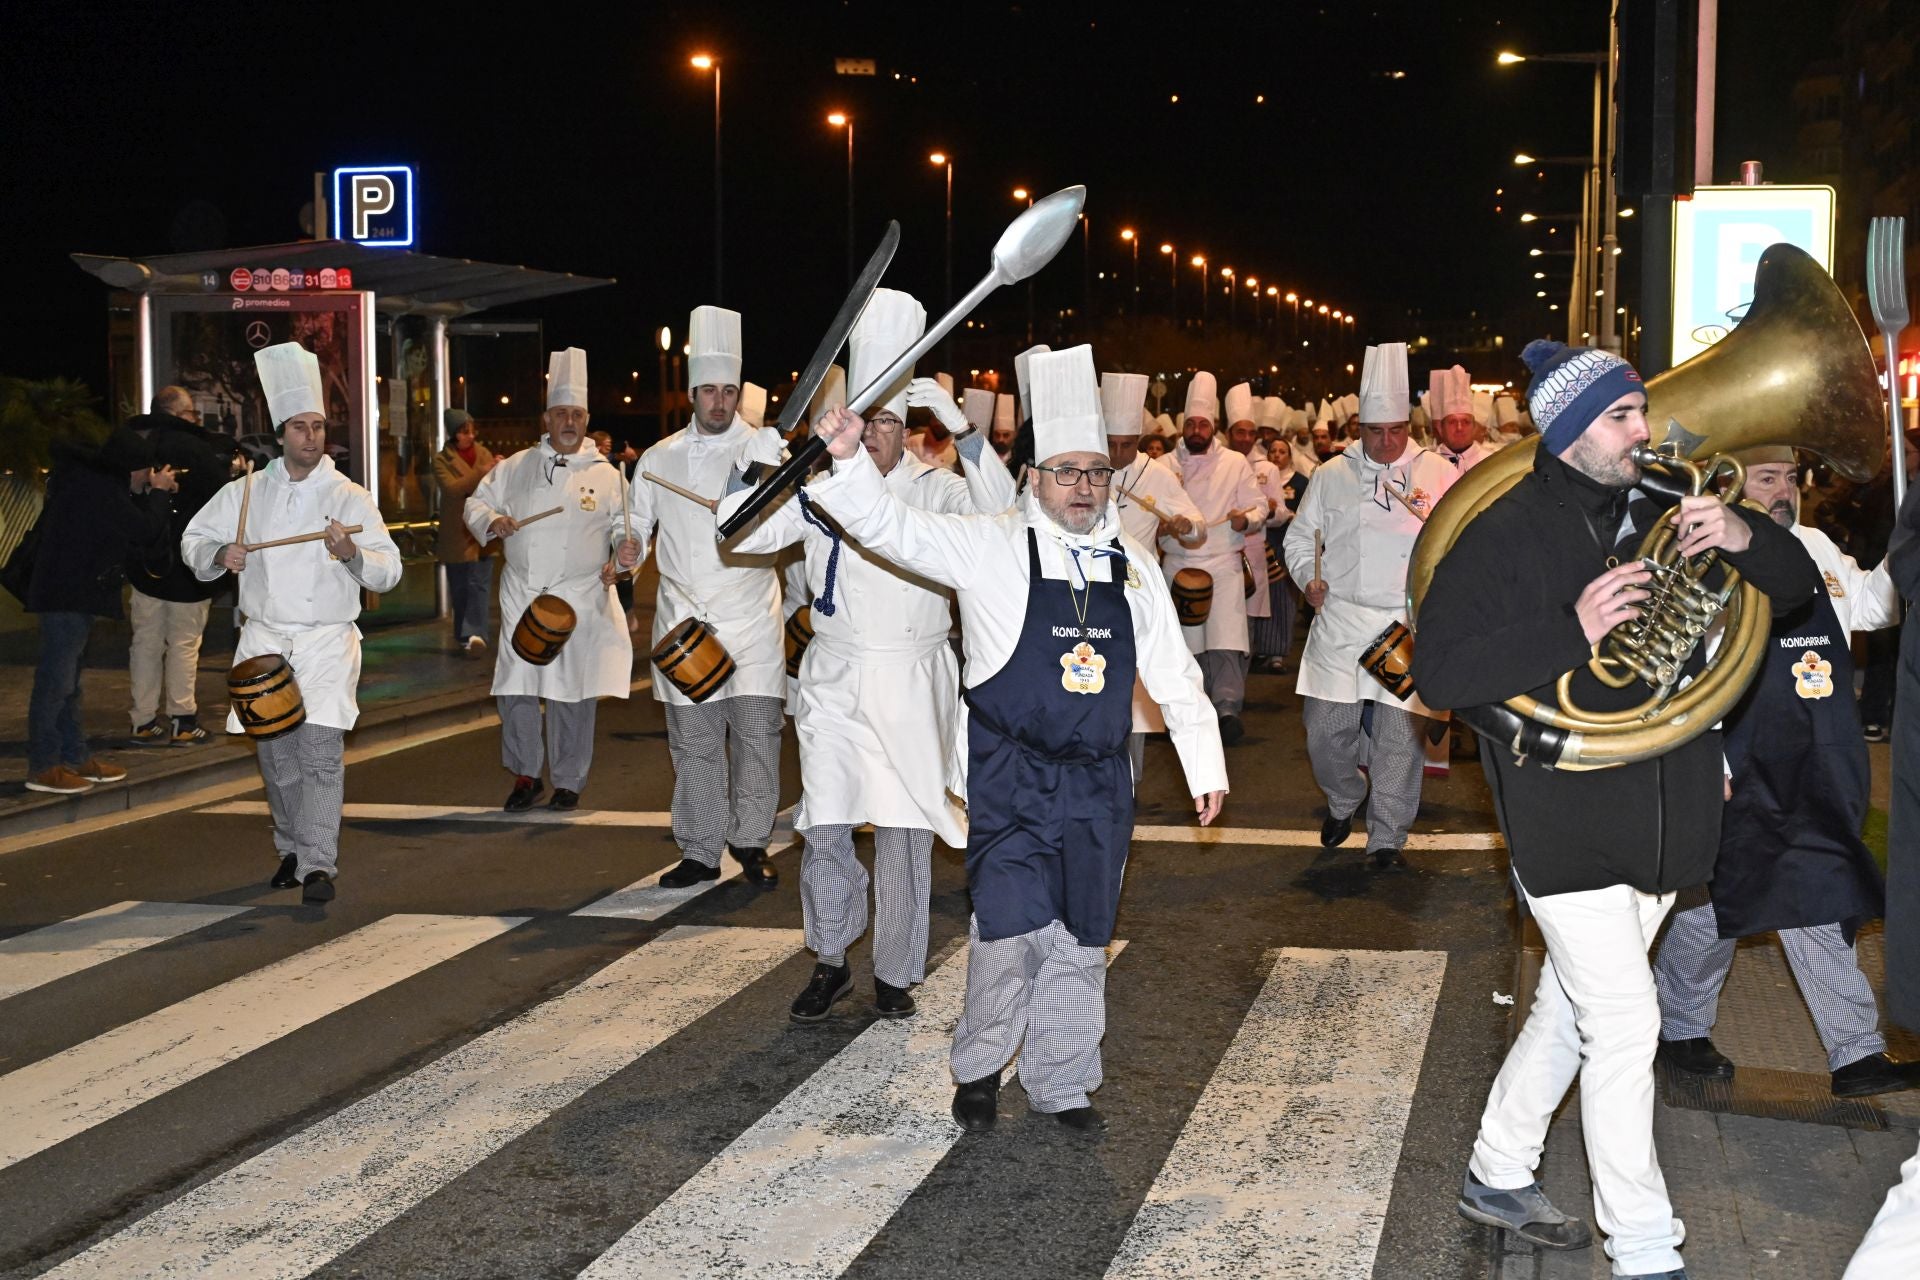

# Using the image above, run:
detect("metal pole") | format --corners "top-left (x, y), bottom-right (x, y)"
top-left (1695, 0), bottom-right (1717, 187)
top-left (943, 161), bottom-right (954, 368)
top-left (1168, 254), bottom-right (1178, 326)
top-left (713, 63), bottom-right (723, 302)
top-left (430, 316), bottom-right (449, 620)
top-left (1200, 264), bottom-right (1208, 328)
top-left (1586, 63), bottom-right (1604, 342)
top-left (1081, 213), bottom-right (1091, 328)
top-left (658, 347), bottom-right (669, 441)
top-left (1600, 6), bottom-right (1622, 352)
top-left (845, 120), bottom-right (856, 288)
top-left (1130, 238), bottom-right (1139, 318)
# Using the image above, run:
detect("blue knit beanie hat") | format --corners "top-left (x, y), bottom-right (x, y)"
top-left (1521, 340), bottom-right (1643, 456)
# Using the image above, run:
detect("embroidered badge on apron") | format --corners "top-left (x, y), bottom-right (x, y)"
top-left (579, 488), bottom-right (599, 512)
top-left (1124, 561), bottom-right (1142, 590)
top-left (1822, 569), bottom-right (1846, 598)
top-left (1060, 641), bottom-right (1108, 694)
top-left (1792, 650), bottom-right (1834, 699)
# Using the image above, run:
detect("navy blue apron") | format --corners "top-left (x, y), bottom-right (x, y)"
top-left (964, 529), bottom-right (1137, 947)
top-left (1712, 584), bottom-right (1885, 940)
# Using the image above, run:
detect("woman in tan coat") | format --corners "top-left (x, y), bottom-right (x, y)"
top-left (433, 410), bottom-right (497, 650)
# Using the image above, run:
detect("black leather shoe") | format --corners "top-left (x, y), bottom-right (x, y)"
top-left (952, 1073), bottom-right (1001, 1133)
top-left (1832, 1052), bottom-right (1916, 1098)
top-left (271, 855), bottom-right (300, 889)
top-left (789, 962), bottom-right (853, 1023)
top-left (547, 788), bottom-right (579, 811)
top-left (732, 845), bottom-right (779, 888)
top-left (505, 776), bottom-right (543, 811)
top-left (1367, 847), bottom-right (1407, 872)
top-left (1656, 1036), bottom-right (1735, 1081)
top-left (659, 858), bottom-right (721, 888)
top-left (301, 870), bottom-right (335, 903)
top-left (874, 979), bottom-right (917, 1018)
top-left (1049, 1105), bottom-right (1109, 1132)
top-left (1321, 813), bottom-right (1354, 848)
top-left (1218, 714), bottom-right (1245, 746)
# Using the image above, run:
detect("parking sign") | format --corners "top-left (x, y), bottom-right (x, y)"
top-left (331, 165), bottom-right (415, 248)
top-left (1671, 184), bottom-right (1835, 366)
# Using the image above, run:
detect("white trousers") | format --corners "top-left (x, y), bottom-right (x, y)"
top-left (128, 590), bottom-right (211, 725)
top-left (1471, 882), bottom-right (1685, 1277)
top-left (1846, 1136), bottom-right (1920, 1278)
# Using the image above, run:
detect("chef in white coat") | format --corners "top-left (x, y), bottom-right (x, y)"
top-left (1225, 383), bottom-right (1285, 668)
top-left (627, 305), bottom-right (788, 889)
top-left (779, 364), bottom-right (846, 716)
top-left (1284, 342), bottom-right (1457, 870)
top-left (1104, 372), bottom-right (1203, 779)
top-left (183, 341), bottom-right (401, 903)
top-left (801, 343), bottom-right (1227, 1135)
top-left (989, 393), bottom-right (1017, 466)
top-left (1161, 371), bottom-right (1267, 744)
top-left (465, 347), bottom-right (634, 813)
top-left (1431, 365), bottom-right (1496, 471)
top-left (718, 289), bottom-right (1015, 1023)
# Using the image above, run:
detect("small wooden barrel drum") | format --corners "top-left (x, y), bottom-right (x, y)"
top-left (653, 617), bottom-right (735, 702)
top-left (1170, 568), bottom-right (1214, 628)
top-left (1265, 541), bottom-right (1285, 584)
top-left (1361, 620), bottom-right (1417, 699)
top-left (784, 607), bottom-right (814, 679)
top-left (511, 594), bottom-right (576, 667)
top-left (228, 654), bottom-right (305, 741)
top-left (1242, 554), bottom-right (1257, 599)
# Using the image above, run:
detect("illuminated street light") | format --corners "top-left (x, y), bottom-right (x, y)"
top-left (1519, 212), bottom-right (1539, 223)
top-left (1513, 152), bottom-right (1537, 165)
top-left (1618, 207), bottom-right (1636, 218)
top-left (1496, 51), bottom-right (1526, 65)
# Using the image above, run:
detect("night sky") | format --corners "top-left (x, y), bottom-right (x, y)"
top-left (3, 0), bottom-right (1837, 403)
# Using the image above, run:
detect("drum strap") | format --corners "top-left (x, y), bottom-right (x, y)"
top-left (795, 489), bottom-right (842, 617)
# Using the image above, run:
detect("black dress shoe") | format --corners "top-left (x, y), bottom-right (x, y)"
top-left (1656, 1036), bottom-right (1735, 1081)
top-left (271, 855), bottom-right (300, 889)
top-left (789, 962), bottom-right (852, 1023)
top-left (1367, 847), bottom-right (1407, 872)
top-left (659, 858), bottom-right (721, 888)
top-left (301, 870), bottom-right (335, 903)
top-left (504, 776), bottom-right (543, 811)
top-left (952, 1072), bottom-right (1001, 1133)
top-left (1831, 1052), bottom-right (1916, 1098)
top-left (1320, 813), bottom-right (1354, 848)
top-left (1218, 714), bottom-right (1245, 746)
top-left (1048, 1105), bottom-right (1108, 1132)
top-left (732, 845), bottom-right (779, 888)
top-left (547, 788), bottom-right (579, 811)
top-left (874, 978), bottom-right (917, 1018)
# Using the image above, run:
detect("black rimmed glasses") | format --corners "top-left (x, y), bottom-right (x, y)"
top-left (1031, 463), bottom-right (1116, 487)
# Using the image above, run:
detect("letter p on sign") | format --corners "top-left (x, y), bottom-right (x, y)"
top-left (331, 165), bottom-right (415, 248)
top-left (351, 176), bottom-right (395, 238)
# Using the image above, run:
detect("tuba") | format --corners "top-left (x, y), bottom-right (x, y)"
top-left (1407, 243), bottom-right (1884, 770)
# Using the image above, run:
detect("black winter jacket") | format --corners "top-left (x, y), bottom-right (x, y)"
top-left (1412, 446), bottom-right (1820, 897)
top-left (28, 441), bottom-right (171, 620)
top-left (124, 413), bottom-right (236, 602)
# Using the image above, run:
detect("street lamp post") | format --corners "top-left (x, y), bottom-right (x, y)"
top-left (1287, 291), bottom-right (1299, 340)
top-left (1079, 212), bottom-right (1091, 328)
top-left (1161, 243), bottom-right (1177, 325)
top-left (1222, 267), bottom-right (1235, 327)
top-left (656, 324), bottom-right (673, 440)
top-left (828, 112), bottom-right (854, 287)
top-left (1191, 255), bottom-right (1208, 328)
top-left (691, 54), bottom-right (722, 301)
top-left (1120, 228), bottom-right (1139, 317)
top-left (1012, 185), bottom-right (1033, 343)
top-left (931, 152), bottom-right (954, 361)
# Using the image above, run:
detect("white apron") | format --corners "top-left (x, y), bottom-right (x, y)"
top-left (229, 621), bottom-right (362, 733)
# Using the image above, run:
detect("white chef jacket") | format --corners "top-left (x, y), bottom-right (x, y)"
top-left (1160, 440), bottom-right (1268, 653)
top-left (804, 446), bottom-right (1229, 802)
top-left (1794, 523), bottom-right (1900, 635)
top-left (1115, 453), bottom-right (1205, 736)
top-left (182, 457), bottom-right (401, 732)
top-left (628, 415), bottom-right (788, 706)
top-left (1239, 452), bottom-right (1287, 622)
top-left (720, 438), bottom-right (1016, 845)
top-left (465, 438), bottom-right (632, 702)
top-left (1435, 440), bottom-right (1498, 473)
top-left (1283, 439), bottom-right (1458, 713)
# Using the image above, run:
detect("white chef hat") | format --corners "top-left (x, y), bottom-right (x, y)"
top-left (1100, 371), bottom-right (1149, 437)
top-left (1494, 393), bottom-right (1520, 429)
top-left (1155, 412), bottom-right (1177, 437)
top-left (546, 346), bottom-right (588, 410)
top-left (1430, 364), bottom-right (1473, 419)
top-left (1342, 392), bottom-right (1360, 421)
top-left (1257, 396), bottom-right (1285, 430)
top-left (1185, 371), bottom-right (1220, 424)
top-left (1359, 343), bottom-right (1409, 423)
top-left (739, 381), bottom-right (767, 429)
top-left (1014, 343), bottom-right (1051, 425)
top-left (688, 305), bottom-right (742, 388)
top-left (1031, 345), bottom-right (1105, 462)
top-left (1316, 398), bottom-right (1335, 427)
top-left (1223, 381), bottom-right (1256, 426)
top-left (993, 392), bottom-right (1016, 432)
top-left (1472, 389), bottom-right (1494, 428)
top-left (808, 363), bottom-right (846, 421)
top-left (962, 387), bottom-right (995, 431)
top-left (254, 341), bottom-right (325, 430)
top-left (848, 288), bottom-right (926, 423)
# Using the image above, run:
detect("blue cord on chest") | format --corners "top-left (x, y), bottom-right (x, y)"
top-left (795, 489), bottom-right (841, 617)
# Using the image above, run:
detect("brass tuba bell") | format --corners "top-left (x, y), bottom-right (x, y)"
top-left (1408, 242), bottom-right (1884, 770)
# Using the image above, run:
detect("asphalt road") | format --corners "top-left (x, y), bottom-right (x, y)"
top-left (0, 665), bottom-right (1519, 1280)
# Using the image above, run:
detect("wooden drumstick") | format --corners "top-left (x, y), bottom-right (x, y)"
top-left (615, 469), bottom-right (636, 581)
top-left (1313, 531), bottom-right (1324, 585)
top-left (1383, 480), bottom-right (1427, 522)
top-left (515, 505), bottom-right (566, 528)
top-left (643, 471), bottom-right (719, 513)
top-left (243, 524), bottom-right (365, 552)
top-left (235, 459), bottom-right (253, 548)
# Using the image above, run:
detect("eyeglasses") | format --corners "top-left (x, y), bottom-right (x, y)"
top-left (1031, 463), bottom-right (1116, 487)
top-left (861, 415), bottom-right (904, 437)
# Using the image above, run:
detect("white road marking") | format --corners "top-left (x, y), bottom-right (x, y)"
top-left (0, 901), bottom-right (250, 1001)
top-left (581, 940), bottom-right (1128, 1279)
top-left (46, 925), bottom-right (801, 1280)
top-left (1105, 947), bottom-right (1448, 1280)
top-left (0, 913), bottom-right (524, 1170)
top-left (1133, 825), bottom-right (1504, 850)
top-left (571, 839), bottom-right (797, 920)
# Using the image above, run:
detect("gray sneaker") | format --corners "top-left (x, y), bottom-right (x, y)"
top-left (1457, 1172), bottom-right (1594, 1249)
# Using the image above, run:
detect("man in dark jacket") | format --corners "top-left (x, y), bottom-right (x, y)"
top-left (1412, 340), bottom-right (1818, 1280)
top-left (25, 428), bottom-right (176, 793)
top-left (125, 387), bottom-right (236, 744)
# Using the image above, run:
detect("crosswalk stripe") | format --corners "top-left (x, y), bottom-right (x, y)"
top-left (571, 839), bottom-right (797, 920)
top-left (0, 913), bottom-right (525, 1171)
top-left (1104, 946), bottom-right (1448, 1280)
top-left (197, 800), bottom-right (677, 826)
top-left (1132, 825), bottom-right (1503, 849)
top-left (46, 924), bottom-right (803, 1280)
top-left (0, 901), bottom-right (250, 1001)
top-left (581, 939), bottom-right (1128, 1279)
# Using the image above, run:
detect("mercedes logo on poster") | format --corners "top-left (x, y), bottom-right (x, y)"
top-left (245, 320), bottom-right (273, 349)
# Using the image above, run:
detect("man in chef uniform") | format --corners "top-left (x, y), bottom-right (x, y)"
top-left (465, 348), bottom-right (635, 813)
top-left (1431, 365), bottom-right (1496, 472)
top-left (989, 393), bottom-right (1017, 466)
top-left (1105, 372), bottom-right (1204, 780)
top-left (1225, 383), bottom-right (1289, 675)
top-left (183, 341), bottom-right (402, 903)
top-left (718, 289), bottom-right (1015, 1022)
top-left (628, 306), bottom-right (788, 889)
top-left (1283, 342), bottom-right (1457, 870)
top-left (803, 343), bottom-right (1227, 1135)
top-left (1161, 371), bottom-right (1268, 745)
